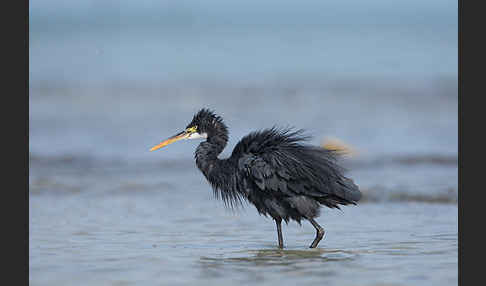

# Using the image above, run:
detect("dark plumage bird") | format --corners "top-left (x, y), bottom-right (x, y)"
top-left (150, 109), bottom-right (361, 248)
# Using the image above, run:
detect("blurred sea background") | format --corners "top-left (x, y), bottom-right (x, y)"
top-left (29, 1), bottom-right (458, 285)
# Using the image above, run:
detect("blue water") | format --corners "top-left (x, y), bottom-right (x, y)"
top-left (29, 0), bottom-right (457, 86)
top-left (29, 1), bottom-right (458, 285)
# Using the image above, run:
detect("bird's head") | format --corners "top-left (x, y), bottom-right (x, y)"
top-left (150, 108), bottom-right (228, 151)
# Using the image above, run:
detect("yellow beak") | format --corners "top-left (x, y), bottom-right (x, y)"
top-left (150, 131), bottom-right (191, 151)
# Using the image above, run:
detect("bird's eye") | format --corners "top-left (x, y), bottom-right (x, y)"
top-left (186, 126), bottom-right (197, 133)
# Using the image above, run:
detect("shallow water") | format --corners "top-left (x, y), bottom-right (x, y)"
top-left (29, 154), bottom-right (457, 286)
top-left (29, 186), bottom-right (457, 286)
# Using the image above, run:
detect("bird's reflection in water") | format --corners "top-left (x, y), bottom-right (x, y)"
top-left (250, 248), bottom-right (355, 260)
top-left (198, 248), bottom-right (356, 280)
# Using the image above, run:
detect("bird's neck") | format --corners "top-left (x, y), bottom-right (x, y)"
top-left (195, 134), bottom-right (228, 177)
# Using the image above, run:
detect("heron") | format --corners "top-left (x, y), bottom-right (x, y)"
top-left (150, 108), bottom-right (361, 248)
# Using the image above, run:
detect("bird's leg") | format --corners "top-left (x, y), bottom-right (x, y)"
top-left (308, 218), bottom-right (325, 248)
top-left (275, 218), bottom-right (284, 249)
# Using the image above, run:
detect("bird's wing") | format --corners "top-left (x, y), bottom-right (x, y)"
top-left (235, 134), bottom-right (361, 203)
top-left (238, 150), bottom-right (338, 198)
top-left (237, 153), bottom-right (294, 197)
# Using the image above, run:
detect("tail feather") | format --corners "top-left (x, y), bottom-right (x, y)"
top-left (317, 177), bottom-right (361, 208)
top-left (335, 177), bottom-right (362, 203)
top-left (316, 194), bottom-right (357, 209)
